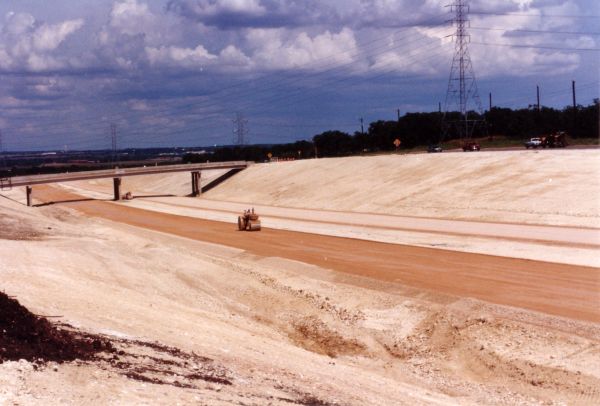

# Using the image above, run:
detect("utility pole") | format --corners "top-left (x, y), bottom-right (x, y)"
top-left (536, 85), bottom-right (541, 112)
top-left (572, 80), bottom-right (577, 137)
top-left (443, 0), bottom-right (484, 142)
top-left (110, 123), bottom-right (117, 167)
top-left (0, 129), bottom-right (6, 172)
top-left (489, 92), bottom-right (492, 111)
top-left (233, 112), bottom-right (249, 145)
top-left (397, 109), bottom-right (401, 122)
top-left (360, 117), bottom-right (365, 135)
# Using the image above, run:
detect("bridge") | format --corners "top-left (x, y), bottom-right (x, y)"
top-left (0, 161), bottom-right (250, 206)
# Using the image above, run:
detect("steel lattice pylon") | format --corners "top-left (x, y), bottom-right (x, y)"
top-left (443, 0), bottom-right (485, 141)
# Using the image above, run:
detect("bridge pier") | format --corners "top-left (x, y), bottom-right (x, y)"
top-left (113, 178), bottom-right (122, 201)
top-left (191, 171), bottom-right (201, 197)
top-left (26, 186), bottom-right (32, 207)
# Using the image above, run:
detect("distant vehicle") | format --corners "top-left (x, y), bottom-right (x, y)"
top-left (525, 132), bottom-right (568, 149)
top-left (462, 142), bottom-right (480, 152)
top-left (427, 144), bottom-right (443, 153)
top-left (524, 137), bottom-right (543, 149)
top-left (541, 131), bottom-right (568, 148)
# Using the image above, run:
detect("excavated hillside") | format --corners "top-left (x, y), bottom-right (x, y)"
top-left (204, 150), bottom-right (600, 227)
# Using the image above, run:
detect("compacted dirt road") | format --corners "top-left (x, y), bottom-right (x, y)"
top-left (36, 184), bottom-right (600, 323)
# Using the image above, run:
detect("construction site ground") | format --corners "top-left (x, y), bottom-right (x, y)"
top-left (1, 149), bottom-right (599, 405)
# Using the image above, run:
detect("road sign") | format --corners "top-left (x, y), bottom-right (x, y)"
top-left (394, 138), bottom-right (401, 149)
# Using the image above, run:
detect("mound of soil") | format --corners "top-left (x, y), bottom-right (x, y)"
top-left (0, 292), bottom-right (111, 364)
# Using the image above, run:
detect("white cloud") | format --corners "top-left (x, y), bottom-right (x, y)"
top-left (247, 27), bottom-right (359, 70)
top-left (219, 45), bottom-right (252, 67)
top-left (33, 19), bottom-right (84, 51)
top-left (109, 0), bottom-right (155, 36)
top-left (198, 0), bottom-right (266, 16)
top-left (0, 12), bottom-right (84, 72)
top-left (146, 44), bottom-right (216, 67)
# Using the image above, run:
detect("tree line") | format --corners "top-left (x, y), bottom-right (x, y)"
top-left (183, 101), bottom-right (598, 162)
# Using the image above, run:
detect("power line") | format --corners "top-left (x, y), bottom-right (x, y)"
top-left (2, 25), bottom-right (454, 148)
top-left (471, 41), bottom-right (600, 52)
top-left (470, 11), bottom-right (600, 19)
top-left (7, 49), bottom-right (452, 150)
top-left (1, 21), bottom-right (451, 138)
top-left (470, 27), bottom-right (600, 36)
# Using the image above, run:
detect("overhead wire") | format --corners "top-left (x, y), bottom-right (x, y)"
top-left (7, 23), bottom-right (453, 148)
top-left (2, 13), bottom-right (450, 133)
top-left (470, 27), bottom-right (600, 36)
top-left (470, 11), bottom-right (600, 19)
top-left (471, 42), bottom-right (600, 52)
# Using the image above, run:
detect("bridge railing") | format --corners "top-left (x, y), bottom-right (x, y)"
top-left (7, 161), bottom-right (250, 187)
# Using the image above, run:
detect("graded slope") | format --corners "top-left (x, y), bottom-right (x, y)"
top-left (204, 150), bottom-right (600, 228)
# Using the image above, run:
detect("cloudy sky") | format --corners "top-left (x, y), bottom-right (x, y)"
top-left (0, 0), bottom-right (597, 151)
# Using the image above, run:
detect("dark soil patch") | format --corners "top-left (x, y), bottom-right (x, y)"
top-left (0, 291), bottom-right (111, 364)
top-left (0, 291), bottom-right (232, 389)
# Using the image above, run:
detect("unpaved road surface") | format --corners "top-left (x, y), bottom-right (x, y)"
top-left (35, 184), bottom-right (600, 323)
top-left (123, 197), bottom-right (600, 247)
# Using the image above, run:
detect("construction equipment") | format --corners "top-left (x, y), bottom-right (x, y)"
top-left (238, 209), bottom-right (261, 231)
top-left (462, 141), bottom-right (481, 151)
top-left (541, 131), bottom-right (568, 148)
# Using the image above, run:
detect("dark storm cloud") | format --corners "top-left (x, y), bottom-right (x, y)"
top-left (166, 0), bottom-right (336, 29)
top-left (165, 0), bottom-right (447, 30)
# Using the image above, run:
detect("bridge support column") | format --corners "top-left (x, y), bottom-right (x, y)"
top-left (113, 178), bottom-right (122, 201)
top-left (26, 186), bottom-right (32, 207)
top-left (191, 171), bottom-right (201, 197)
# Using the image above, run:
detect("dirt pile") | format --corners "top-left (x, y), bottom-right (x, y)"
top-left (0, 291), bottom-right (111, 364)
top-left (0, 291), bottom-right (233, 390)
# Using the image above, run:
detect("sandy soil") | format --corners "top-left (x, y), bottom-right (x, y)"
top-left (205, 150), bottom-right (600, 228)
top-left (1, 151), bottom-right (600, 405)
top-left (30, 150), bottom-right (599, 267)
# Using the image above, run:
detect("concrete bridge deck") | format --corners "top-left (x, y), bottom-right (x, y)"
top-left (1, 161), bottom-right (250, 206)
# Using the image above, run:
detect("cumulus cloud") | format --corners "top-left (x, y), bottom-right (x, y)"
top-left (33, 19), bottom-right (84, 51)
top-left (0, 12), bottom-right (84, 72)
top-left (109, 0), bottom-right (156, 36)
top-left (245, 27), bottom-right (360, 70)
top-left (146, 44), bottom-right (216, 67)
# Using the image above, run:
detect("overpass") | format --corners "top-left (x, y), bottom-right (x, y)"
top-left (0, 161), bottom-right (250, 206)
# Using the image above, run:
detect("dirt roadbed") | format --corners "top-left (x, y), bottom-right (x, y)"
top-left (35, 184), bottom-right (600, 323)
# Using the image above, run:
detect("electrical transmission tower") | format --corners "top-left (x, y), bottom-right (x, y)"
top-left (232, 112), bottom-right (249, 145)
top-left (110, 123), bottom-right (118, 166)
top-left (443, 0), bottom-right (485, 142)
